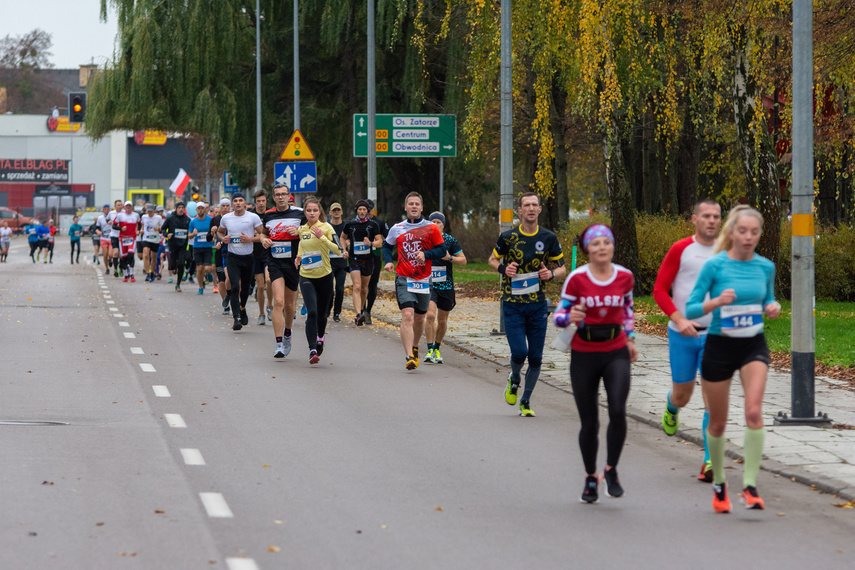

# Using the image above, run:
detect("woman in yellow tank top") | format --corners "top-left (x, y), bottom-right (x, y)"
top-left (296, 196), bottom-right (340, 363)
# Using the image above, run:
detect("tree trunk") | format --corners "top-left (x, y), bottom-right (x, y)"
top-left (676, 107), bottom-right (701, 214)
top-left (343, 50), bottom-right (363, 205)
top-left (551, 83), bottom-right (569, 228)
top-left (604, 123), bottom-right (640, 280)
top-left (732, 42), bottom-right (781, 266)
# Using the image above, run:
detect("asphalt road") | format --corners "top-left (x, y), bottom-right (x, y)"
top-left (1, 238), bottom-right (854, 569)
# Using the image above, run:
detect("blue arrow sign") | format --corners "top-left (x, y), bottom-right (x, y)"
top-left (274, 161), bottom-right (317, 194)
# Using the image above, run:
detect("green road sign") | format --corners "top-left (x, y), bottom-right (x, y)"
top-left (353, 114), bottom-right (456, 158)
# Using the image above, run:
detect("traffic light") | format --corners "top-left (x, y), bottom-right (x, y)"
top-left (68, 92), bottom-right (86, 123)
top-left (191, 192), bottom-right (200, 201)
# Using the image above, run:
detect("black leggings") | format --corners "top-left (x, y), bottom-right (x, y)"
top-left (226, 253), bottom-right (253, 316)
top-left (569, 346), bottom-right (631, 474)
top-left (47, 242), bottom-right (55, 260)
top-left (29, 242), bottom-right (38, 258)
top-left (328, 265), bottom-right (347, 317)
top-left (365, 254), bottom-right (382, 313)
top-left (120, 251), bottom-right (135, 270)
top-left (168, 245), bottom-right (186, 282)
top-left (70, 240), bottom-right (80, 261)
top-left (300, 273), bottom-right (334, 351)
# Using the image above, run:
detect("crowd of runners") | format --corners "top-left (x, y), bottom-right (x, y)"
top-left (5, 188), bottom-right (779, 514)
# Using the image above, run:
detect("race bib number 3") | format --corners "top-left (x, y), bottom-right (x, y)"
top-left (720, 304), bottom-right (764, 338)
top-left (406, 277), bottom-right (430, 294)
top-left (271, 242), bottom-right (292, 259)
top-left (301, 251), bottom-right (323, 269)
top-left (511, 272), bottom-right (540, 295)
top-left (354, 243), bottom-right (371, 255)
top-left (431, 266), bottom-right (447, 283)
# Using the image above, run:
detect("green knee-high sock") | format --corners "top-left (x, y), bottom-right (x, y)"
top-left (707, 430), bottom-right (727, 485)
top-left (743, 427), bottom-right (765, 488)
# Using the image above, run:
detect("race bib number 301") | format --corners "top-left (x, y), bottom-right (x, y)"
top-left (720, 304), bottom-right (764, 338)
top-left (406, 277), bottom-right (430, 294)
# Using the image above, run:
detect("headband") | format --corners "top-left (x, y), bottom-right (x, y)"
top-left (582, 224), bottom-right (614, 251)
top-left (428, 212), bottom-right (446, 225)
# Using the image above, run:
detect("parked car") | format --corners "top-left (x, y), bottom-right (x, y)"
top-left (0, 207), bottom-right (36, 234)
top-left (77, 211), bottom-right (101, 236)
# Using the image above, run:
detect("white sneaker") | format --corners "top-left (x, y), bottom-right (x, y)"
top-left (282, 334), bottom-right (292, 357)
top-left (257, 314), bottom-right (266, 326)
top-left (274, 342), bottom-right (286, 358)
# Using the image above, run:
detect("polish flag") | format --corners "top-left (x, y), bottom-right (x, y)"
top-left (169, 168), bottom-right (192, 197)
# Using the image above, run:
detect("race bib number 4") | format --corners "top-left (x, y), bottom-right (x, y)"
top-left (301, 251), bottom-right (323, 269)
top-left (271, 242), bottom-right (292, 259)
top-left (431, 266), bottom-right (447, 283)
top-left (406, 277), bottom-right (430, 294)
top-left (354, 243), bottom-right (371, 255)
top-left (511, 272), bottom-right (540, 295)
top-left (720, 304), bottom-right (764, 338)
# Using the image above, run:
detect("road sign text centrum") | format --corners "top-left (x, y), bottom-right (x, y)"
top-left (353, 114), bottom-right (456, 158)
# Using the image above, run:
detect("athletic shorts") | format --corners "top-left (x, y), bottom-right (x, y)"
top-left (430, 287), bottom-right (456, 312)
top-left (701, 333), bottom-right (770, 383)
top-left (91, 236), bottom-right (99, 246)
top-left (193, 247), bottom-right (213, 266)
top-left (136, 240), bottom-right (144, 254)
top-left (349, 254), bottom-right (374, 275)
top-left (267, 259), bottom-right (299, 292)
top-left (142, 240), bottom-right (159, 251)
top-left (111, 236), bottom-right (120, 249)
top-left (395, 275), bottom-right (430, 314)
top-left (253, 255), bottom-right (267, 276)
top-left (1, 238), bottom-right (11, 249)
top-left (667, 328), bottom-right (706, 384)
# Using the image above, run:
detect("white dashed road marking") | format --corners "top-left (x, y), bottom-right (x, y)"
top-left (199, 493), bottom-right (234, 518)
top-left (119, 322), bottom-right (129, 327)
top-left (123, 332), bottom-right (136, 338)
top-left (130, 347), bottom-right (144, 354)
top-left (139, 363), bottom-right (156, 372)
top-left (180, 448), bottom-right (206, 466)
top-left (152, 385), bottom-right (171, 397)
top-left (164, 414), bottom-right (186, 428)
top-left (226, 559), bottom-right (259, 570)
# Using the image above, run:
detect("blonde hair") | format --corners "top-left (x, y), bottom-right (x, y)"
top-left (714, 205), bottom-right (764, 254)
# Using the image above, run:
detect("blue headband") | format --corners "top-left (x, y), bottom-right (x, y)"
top-left (429, 212), bottom-right (445, 225)
top-left (232, 192), bottom-right (245, 201)
top-left (582, 224), bottom-right (614, 251)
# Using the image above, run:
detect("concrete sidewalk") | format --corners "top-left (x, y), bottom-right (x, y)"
top-left (365, 285), bottom-right (855, 501)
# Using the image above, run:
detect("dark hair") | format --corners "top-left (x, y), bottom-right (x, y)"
top-left (272, 184), bottom-right (290, 194)
top-left (517, 191), bottom-right (540, 208)
top-left (693, 199), bottom-right (720, 214)
top-left (302, 196), bottom-right (326, 223)
top-left (253, 188), bottom-right (268, 200)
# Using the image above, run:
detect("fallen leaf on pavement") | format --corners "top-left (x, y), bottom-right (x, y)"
top-left (832, 501), bottom-right (855, 508)
top-left (268, 546), bottom-right (281, 552)
top-left (155, 510), bottom-right (165, 514)
top-left (435, 506), bottom-right (443, 511)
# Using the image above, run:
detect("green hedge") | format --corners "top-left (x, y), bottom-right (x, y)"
top-left (556, 215), bottom-right (855, 301)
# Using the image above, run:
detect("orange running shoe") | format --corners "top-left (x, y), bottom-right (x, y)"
top-left (712, 482), bottom-right (731, 513)
top-left (740, 486), bottom-right (765, 510)
top-left (698, 460), bottom-right (713, 483)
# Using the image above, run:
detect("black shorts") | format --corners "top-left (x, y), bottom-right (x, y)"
top-left (142, 240), bottom-right (159, 251)
top-left (701, 333), bottom-right (770, 382)
top-left (267, 259), bottom-right (299, 292)
top-left (253, 255), bottom-right (267, 276)
top-left (193, 247), bottom-right (213, 266)
top-left (430, 287), bottom-right (456, 312)
top-left (110, 236), bottom-right (120, 249)
top-left (136, 240), bottom-right (144, 254)
top-left (349, 254), bottom-right (374, 275)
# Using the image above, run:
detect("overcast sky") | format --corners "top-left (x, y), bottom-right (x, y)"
top-left (2, 2), bottom-right (119, 69)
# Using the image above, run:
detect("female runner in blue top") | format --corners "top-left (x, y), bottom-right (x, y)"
top-left (686, 205), bottom-right (780, 513)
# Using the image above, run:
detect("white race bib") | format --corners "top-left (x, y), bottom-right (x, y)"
top-left (354, 242), bottom-right (371, 255)
top-left (74, 231), bottom-right (81, 237)
top-left (406, 276), bottom-right (430, 294)
top-left (720, 304), bottom-right (764, 338)
top-left (48, 235), bottom-right (55, 243)
top-left (174, 229), bottom-right (188, 239)
top-left (143, 232), bottom-right (159, 242)
top-left (271, 242), bottom-right (292, 259)
top-left (301, 250), bottom-right (323, 269)
top-left (511, 272), bottom-right (540, 295)
top-left (229, 234), bottom-right (242, 245)
top-left (431, 266), bottom-right (447, 283)
top-left (122, 237), bottom-right (134, 247)
top-left (195, 234), bottom-right (209, 247)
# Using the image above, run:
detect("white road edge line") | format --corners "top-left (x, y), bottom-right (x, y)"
top-left (152, 385), bottom-right (171, 397)
top-left (164, 413), bottom-right (186, 428)
top-left (199, 492), bottom-right (234, 518)
top-left (180, 448), bottom-right (206, 465)
top-left (226, 558), bottom-right (259, 570)
top-left (139, 363), bottom-right (156, 372)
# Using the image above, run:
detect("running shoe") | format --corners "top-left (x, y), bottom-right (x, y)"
top-left (274, 342), bottom-right (286, 358)
top-left (222, 306), bottom-right (230, 316)
top-left (423, 349), bottom-right (436, 364)
top-left (309, 349), bottom-right (320, 364)
top-left (123, 276), bottom-right (128, 282)
top-left (300, 304), bottom-right (307, 316)
top-left (434, 348), bottom-right (443, 364)
top-left (266, 306), bottom-right (273, 321)
top-left (232, 318), bottom-right (243, 331)
top-left (114, 270), bottom-right (119, 277)
top-left (198, 287), bottom-right (204, 295)
top-left (698, 460), bottom-right (713, 483)
top-left (364, 311), bottom-right (372, 325)
top-left (504, 374), bottom-right (519, 406)
top-left (175, 284), bottom-right (181, 292)
top-left (580, 475), bottom-right (599, 504)
top-left (156, 273), bottom-right (162, 280)
top-left (316, 336), bottom-right (325, 357)
top-left (412, 347), bottom-right (420, 368)
top-left (105, 268), bottom-right (109, 275)
top-left (222, 297), bottom-right (229, 309)
top-left (519, 400), bottom-right (535, 417)
top-left (333, 314), bottom-right (341, 323)
top-left (740, 486), bottom-right (765, 510)
top-left (661, 407), bottom-right (679, 435)
top-left (712, 482), bottom-right (732, 513)
top-left (282, 334), bottom-right (292, 357)
top-left (130, 276), bottom-right (136, 282)
top-left (603, 468), bottom-right (624, 498)
top-left (240, 309), bottom-right (249, 326)
top-left (405, 355), bottom-right (417, 370)
top-left (257, 314), bottom-right (265, 326)
top-left (355, 312), bottom-right (365, 326)
top-left (168, 277), bottom-right (173, 283)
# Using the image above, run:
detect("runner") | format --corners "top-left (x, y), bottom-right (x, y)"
top-left (295, 196), bottom-right (340, 364)
top-left (363, 199), bottom-right (389, 325)
top-left (326, 202), bottom-right (347, 322)
top-left (95, 204), bottom-right (113, 273)
top-left (382, 192), bottom-right (447, 370)
top-left (113, 201), bottom-right (140, 282)
top-left (208, 199), bottom-right (232, 313)
top-left (46, 219), bottom-right (58, 263)
top-left (0, 221), bottom-right (11, 262)
top-left (136, 203), bottom-right (150, 262)
top-left (109, 200), bottom-right (123, 276)
top-left (218, 193), bottom-right (263, 330)
top-left (140, 204), bottom-right (164, 282)
top-left (189, 202), bottom-right (214, 295)
top-left (342, 199), bottom-right (383, 326)
top-left (68, 215), bottom-right (83, 264)
top-left (252, 189), bottom-right (270, 325)
top-left (261, 184), bottom-right (305, 356)
top-left (26, 220), bottom-right (40, 262)
top-left (686, 205), bottom-right (779, 513)
top-left (423, 212), bottom-right (466, 364)
top-left (553, 223), bottom-right (636, 503)
top-left (89, 218), bottom-right (101, 264)
top-left (487, 191), bottom-right (566, 416)
top-left (653, 199), bottom-right (722, 482)
top-left (162, 202), bottom-right (192, 291)
top-left (36, 219), bottom-right (49, 262)
top-left (154, 205), bottom-right (166, 280)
